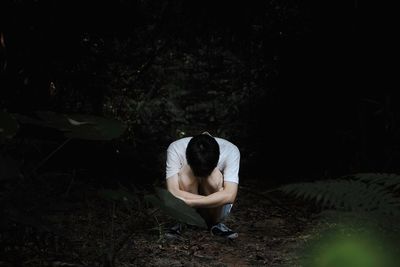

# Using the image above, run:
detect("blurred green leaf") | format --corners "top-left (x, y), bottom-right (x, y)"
top-left (12, 113), bottom-right (45, 126)
top-left (14, 111), bottom-right (126, 141)
top-left (35, 111), bottom-right (72, 130)
top-left (64, 114), bottom-right (126, 140)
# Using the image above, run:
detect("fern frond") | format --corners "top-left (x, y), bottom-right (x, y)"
top-left (350, 173), bottom-right (400, 190)
top-left (280, 179), bottom-right (400, 215)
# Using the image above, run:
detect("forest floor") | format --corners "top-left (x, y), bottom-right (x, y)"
top-left (1, 175), bottom-right (324, 267)
top-left (130, 180), bottom-right (314, 267)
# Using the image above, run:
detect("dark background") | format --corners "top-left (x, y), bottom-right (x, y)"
top-left (1, 0), bottom-right (397, 187)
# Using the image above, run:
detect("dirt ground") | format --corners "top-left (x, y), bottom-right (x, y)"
top-left (129, 187), bottom-right (312, 266)
top-left (117, 180), bottom-right (313, 267)
top-left (1, 177), bottom-right (315, 267)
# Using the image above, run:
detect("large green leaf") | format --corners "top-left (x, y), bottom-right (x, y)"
top-left (63, 114), bottom-right (126, 140)
top-left (12, 113), bottom-right (48, 128)
top-left (36, 111), bottom-right (72, 130)
top-left (0, 111), bottom-right (19, 143)
top-left (145, 187), bottom-right (207, 229)
top-left (14, 111), bottom-right (126, 140)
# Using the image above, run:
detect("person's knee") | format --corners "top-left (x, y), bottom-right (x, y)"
top-left (200, 168), bottom-right (223, 194)
top-left (178, 166), bottom-right (199, 193)
top-left (209, 168), bottom-right (223, 189)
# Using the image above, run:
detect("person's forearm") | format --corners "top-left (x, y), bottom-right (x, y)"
top-left (169, 188), bottom-right (205, 200)
top-left (187, 190), bottom-right (233, 208)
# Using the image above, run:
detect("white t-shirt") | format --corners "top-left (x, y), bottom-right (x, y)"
top-left (166, 137), bottom-right (240, 184)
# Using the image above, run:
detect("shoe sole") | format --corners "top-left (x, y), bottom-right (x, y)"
top-left (211, 231), bottom-right (239, 239)
top-left (227, 232), bottom-right (238, 239)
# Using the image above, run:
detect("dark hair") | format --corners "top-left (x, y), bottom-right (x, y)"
top-left (186, 134), bottom-right (220, 177)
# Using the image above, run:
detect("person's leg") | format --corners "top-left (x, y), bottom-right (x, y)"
top-left (175, 166), bottom-right (237, 239)
top-left (197, 168), bottom-right (227, 226)
top-left (177, 164), bottom-right (199, 194)
top-left (166, 164), bottom-right (199, 237)
top-left (198, 168), bottom-right (238, 239)
top-left (178, 165), bottom-right (227, 225)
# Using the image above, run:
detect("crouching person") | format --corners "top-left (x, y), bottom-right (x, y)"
top-left (165, 132), bottom-right (240, 239)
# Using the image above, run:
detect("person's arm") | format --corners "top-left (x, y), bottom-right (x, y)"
top-left (166, 175), bottom-right (238, 207)
top-left (166, 174), bottom-right (205, 200)
top-left (185, 181), bottom-right (238, 208)
top-left (185, 142), bottom-right (240, 208)
top-left (165, 142), bottom-right (204, 201)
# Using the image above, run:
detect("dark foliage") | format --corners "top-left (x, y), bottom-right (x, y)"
top-left (2, 1), bottom-right (400, 266)
top-left (0, 0), bottom-right (370, 184)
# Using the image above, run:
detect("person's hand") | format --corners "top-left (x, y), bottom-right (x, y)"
top-left (184, 199), bottom-right (194, 207)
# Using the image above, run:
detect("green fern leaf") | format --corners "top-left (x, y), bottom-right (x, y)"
top-left (279, 177), bottom-right (400, 215)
